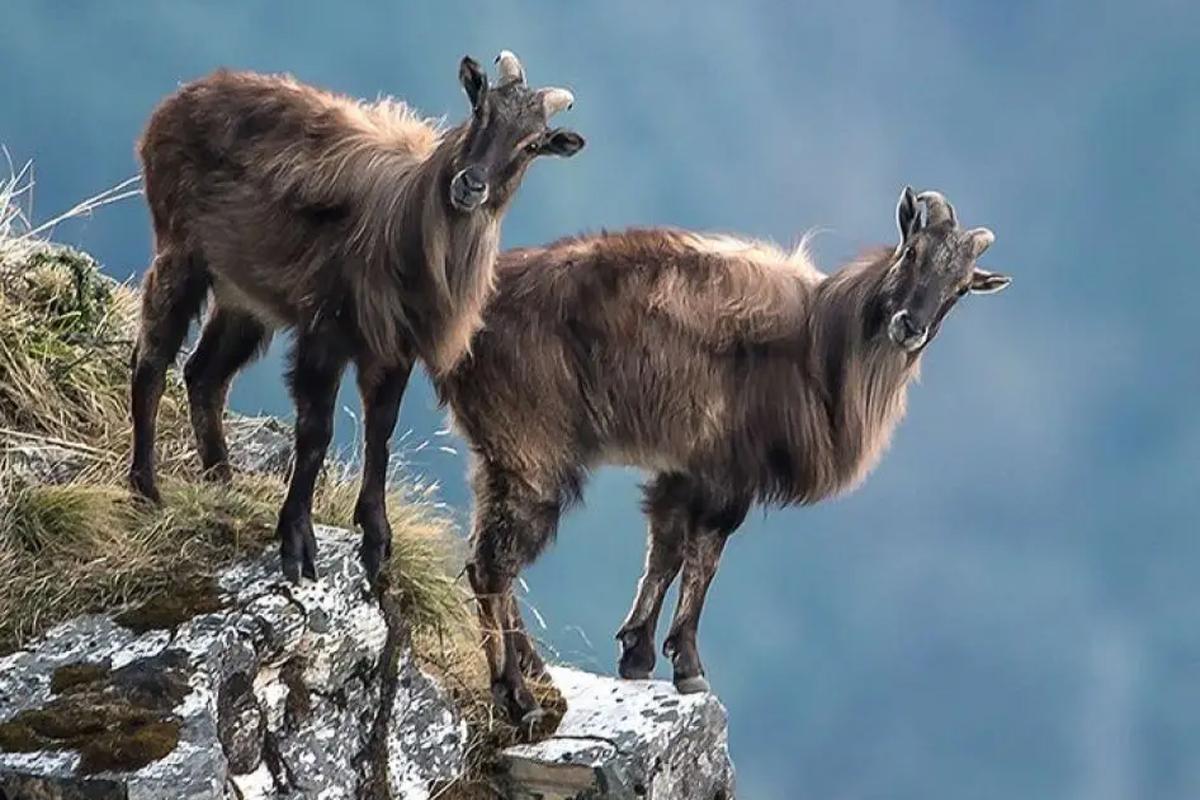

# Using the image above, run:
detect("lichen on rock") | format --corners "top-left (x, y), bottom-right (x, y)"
top-left (0, 649), bottom-right (189, 775)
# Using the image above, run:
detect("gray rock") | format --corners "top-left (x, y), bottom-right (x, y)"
top-left (500, 667), bottom-right (735, 800)
top-left (224, 416), bottom-right (293, 477)
top-left (0, 414), bottom-right (291, 486)
top-left (0, 526), bottom-right (466, 800)
top-left (0, 439), bottom-right (94, 484)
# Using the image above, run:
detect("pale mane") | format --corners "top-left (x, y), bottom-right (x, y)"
top-left (262, 80), bottom-right (446, 222)
top-left (341, 96), bottom-right (444, 160)
top-left (646, 231), bottom-right (825, 349)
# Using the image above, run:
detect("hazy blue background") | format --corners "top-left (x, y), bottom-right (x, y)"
top-left (2, 2), bottom-right (1197, 797)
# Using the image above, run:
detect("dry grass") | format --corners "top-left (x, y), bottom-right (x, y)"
top-left (0, 166), bottom-right (472, 654)
top-left (0, 473), bottom-right (471, 652)
top-left (0, 231), bottom-right (472, 655)
top-left (0, 170), bottom-right (549, 796)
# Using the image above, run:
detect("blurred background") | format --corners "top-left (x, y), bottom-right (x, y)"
top-left (2, 1), bottom-right (1197, 797)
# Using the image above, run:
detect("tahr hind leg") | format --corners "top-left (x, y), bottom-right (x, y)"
top-left (129, 248), bottom-right (208, 502)
top-left (183, 305), bottom-right (270, 482)
top-left (507, 591), bottom-right (550, 681)
top-left (661, 494), bottom-right (748, 694)
top-left (467, 461), bottom-right (562, 724)
top-left (616, 472), bottom-right (691, 679)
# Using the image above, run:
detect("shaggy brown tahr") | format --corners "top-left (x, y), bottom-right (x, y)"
top-left (129, 52), bottom-right (584, 583)
top-left (440, 187), bottom-right (1012, 722)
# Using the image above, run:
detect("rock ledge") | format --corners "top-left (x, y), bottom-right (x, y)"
top-left (0, 525), bottom-right (465, 800)
top-left (501, 667), bottom-right (735, 800)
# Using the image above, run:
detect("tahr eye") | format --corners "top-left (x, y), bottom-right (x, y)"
top-left (524, 140), bottom-right (540, 154)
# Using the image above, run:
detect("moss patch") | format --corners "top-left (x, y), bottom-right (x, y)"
top-left (49, 660), bottom-right (113, 694)
top-left (20, 247), bottom-right (113, 332)
top-left (0, 649), bottom-right (190, 774)
top-left (114, 578), bottom-right (227, 634)
top-left (76, 719), bottom-right (181, 774)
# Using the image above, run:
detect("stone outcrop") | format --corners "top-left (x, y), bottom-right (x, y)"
top-left (0, 526), bottom-right (465, 799)
top-left (500, 667), bottom-right (735, 800)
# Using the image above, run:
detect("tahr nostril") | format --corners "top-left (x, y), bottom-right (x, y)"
top-left (893, 312), bottom-right (917, 336)
top-left (462, 171), bottom-right (486, 192)
top-left (890, 310), bottom-right (926, 342)
top-left (888, 310), bottom-right (927, 348)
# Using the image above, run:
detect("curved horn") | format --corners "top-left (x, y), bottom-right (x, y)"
top-left (539, 87), bottom-right (575, 118)
top-left (495, 50), bottom-right (525, 85)
top-left (966, 227), bottom-right (995, 258)
top-left (916, 190), bottom-right (957, 227)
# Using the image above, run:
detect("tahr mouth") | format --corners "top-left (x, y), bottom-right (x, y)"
top-left (887, 311), bottom-right (929, 352)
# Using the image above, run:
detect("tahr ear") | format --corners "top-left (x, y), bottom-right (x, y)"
top-left (969, 268), bottom-right (1012, 295)
top-left (896, 185), bottom-right (921, 241)
top-left (541, 128), bottom-right (585, 158)
top-left (459, 56), bottom-right (488, 111)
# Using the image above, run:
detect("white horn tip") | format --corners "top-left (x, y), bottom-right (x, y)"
top-left (541, 87), bottom-right (575, 117)
top-left (495, 50), bottom-right (525, 83)
top-left (968, 227), bottom-right (995, 256)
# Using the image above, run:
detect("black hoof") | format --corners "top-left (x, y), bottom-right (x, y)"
top-left (674, 675), bottom-right (711, 694)
top-left (663, 633), bottom-right (708, 693)
top-left (492, 679), bottom-right (541, 725)
top-left (201, 462), bottom-right (233, 484)
top-left (617, 628), bottom-right (656, 680)
top-left (280, 551), bottom-right (318, 584)
top-left (355, 504), bottom-right (393, 588)
top-left (128, 471), bottom-right (162, 505)
top-left (279, 517), bottom-right (319, 583)
top-left (281, 552), bottom-right (303, 585)
top-left (359, 539), bottom-right (390, 587)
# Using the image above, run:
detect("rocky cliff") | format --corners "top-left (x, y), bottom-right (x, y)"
top-left (0, 523), bottom-right (735, 799)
